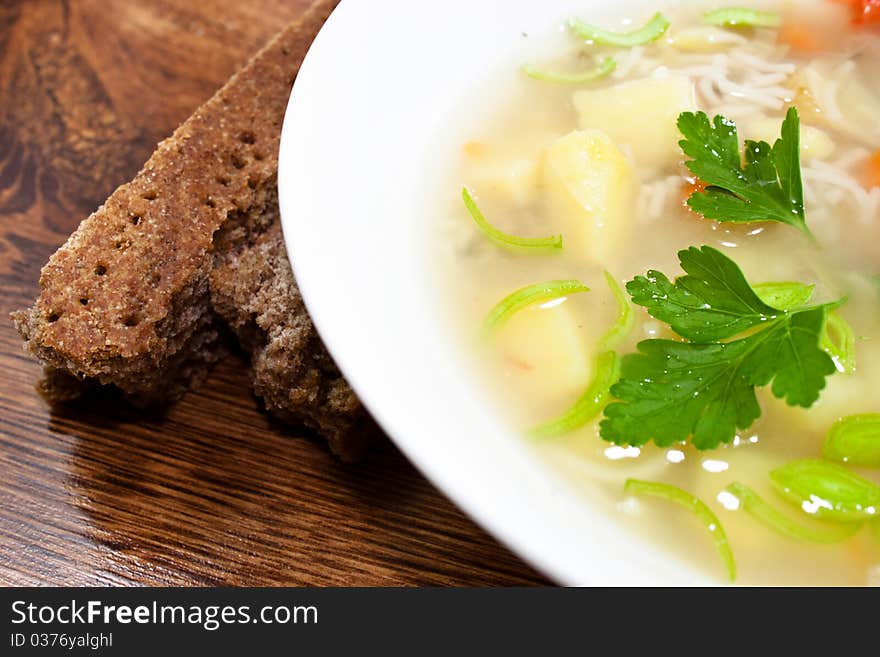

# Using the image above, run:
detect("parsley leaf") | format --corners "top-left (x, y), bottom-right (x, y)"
top-left (627, 246), bottom-right (781, 343)
top-left (601, 246), bottom-right (838, 450)
top-left (678, 107), bottom-right (809, 236)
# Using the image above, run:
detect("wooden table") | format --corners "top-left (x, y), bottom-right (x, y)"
top-left (0, 0), bottom-right (547, 586)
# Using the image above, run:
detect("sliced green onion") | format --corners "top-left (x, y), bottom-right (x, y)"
top-left (770, 459), bottom-right (880, 523)
top-left (753, 281), bottom-right (815, 311)
top-left (726, 483), bottom-right (862, 544)
top-left (568, 12), bottom-right (671, 47)
top-left (522, 57), bottom-right (617, 85)
top-left (703, 8), bottom-right (782, 28)
top-left (462, 188), bottom-right (563, 252)
top-left (625, 480), bottom-right (736, 582)
top-left (483, 280), bottom-right (590, 333)
top-left (530, 351), bottom-right (621, 439)
top-left (599, 271), bottom-right (635, 350)
top-left (821, 310), bottom-right (857, 374)
top-left (823, 415), bottom-right (880, 467)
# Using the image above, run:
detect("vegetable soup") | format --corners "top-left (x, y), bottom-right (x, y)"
top-left (436, 0), bottom-right (880, 584)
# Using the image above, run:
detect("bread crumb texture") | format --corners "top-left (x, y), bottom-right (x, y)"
top-left (13, 0), bottom-right (375, 461)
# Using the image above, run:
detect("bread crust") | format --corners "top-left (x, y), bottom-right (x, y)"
top-left (13, 0), bottom-right (374, 460)
top-left (211, 191), bottom-right (378, 462)
top-left (16, 0), bottom-right (339, 397)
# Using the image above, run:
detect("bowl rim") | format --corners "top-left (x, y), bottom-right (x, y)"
top-left (278, 0), bottom-right (718, 586)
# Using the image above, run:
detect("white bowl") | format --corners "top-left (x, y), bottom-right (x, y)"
top-left (278, 0), bottom-right (711, 585)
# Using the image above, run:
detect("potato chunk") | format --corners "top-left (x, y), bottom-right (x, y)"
top-left (744, 118), bottom-right (834, 161)
top-left (573, 76), bottom-right (696, 172)
top-left (495, 303), bottom-right (591, 404)
top-left (543, 130), bottom-right (634, 264)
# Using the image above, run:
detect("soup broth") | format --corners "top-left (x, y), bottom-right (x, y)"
top-left (437, 0), bottom-right (880, 584)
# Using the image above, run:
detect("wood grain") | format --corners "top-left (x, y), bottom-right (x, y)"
top-left (0, 0), bottom-right (548, 586)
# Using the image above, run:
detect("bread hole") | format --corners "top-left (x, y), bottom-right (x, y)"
top-left (94, 264), bottom-right (107, 276)
top-left (79, 297), bottom-right (89, 306)
top-left (205, 197), bottom-right (216, 208)
top-left (122, 314), bottom-right (141, 328)
top-left (47, 311), bottom-right (61, 323)
top-left (130, 214), bottom-right (141, 226)
top-left (115, 239), bottom-right (127, 250)
top-left (231, 153), bottom-right (247, 170)
top-left (238, 131), bottom-right (256, 145)
top-left (216, 175), bottom-right (231, 187)
top-left (253, 150), bottom-right (267, 161)
top-left (247, 177), bottom-right (258, 190)
top-left (149, 272), bottom-right (162, 285)
top-left (142, 189), bottom-right (158, 201)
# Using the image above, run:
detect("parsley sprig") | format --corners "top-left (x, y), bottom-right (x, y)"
top-left (679, 107), bottom-right (809, 237)
top-left (601, 246), bottom-right (839, 450)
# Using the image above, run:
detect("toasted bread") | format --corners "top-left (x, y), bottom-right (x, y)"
top-left (14, 0), bottom-right (375, 460)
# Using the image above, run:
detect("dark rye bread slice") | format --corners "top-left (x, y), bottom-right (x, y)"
top-left (14, 0), bottom-right (339, 401)
top-left (13, 0), bottom-right (376, 461)
top-left (211, 192), bottom-right (377, 462)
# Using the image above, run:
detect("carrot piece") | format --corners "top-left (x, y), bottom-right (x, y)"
top-left (859, 0), bottom-right (880, 24)
top-left (834, 0), bottom-right (880, 25)
top-left (778, 23), bottom-right (825, 53)
top-left (681, 177), bottom-right (708, 211)
top-left (864, 151), bottom-right (880, 189)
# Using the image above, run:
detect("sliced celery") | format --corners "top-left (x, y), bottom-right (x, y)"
top-left (483, 280), bottom-right (589, 333)
top-left (726, 483), bottom-right (861, 543)
top-left (753, 281), bottom-right (815, 311)
top-left (770, 459), bottom-right (880, 523)
top-left (703, 8), bottom-right (782, 29)
top-left (824, 415), bottom-right (880, 466)
top-left (462, 188), bottom-right (563, 252)
top-left (599, 271), bottom-right (635, 350)
top-left (568, 12), bottom-right (671, 47)
top-left (821, 310), bottom-right (857, 374)
top-left (529, 351), bottom-right (621, 439)
top-left (522, 57), bottom-right (616, 85)
top-left (625, 480), bottom-right (736, 582)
